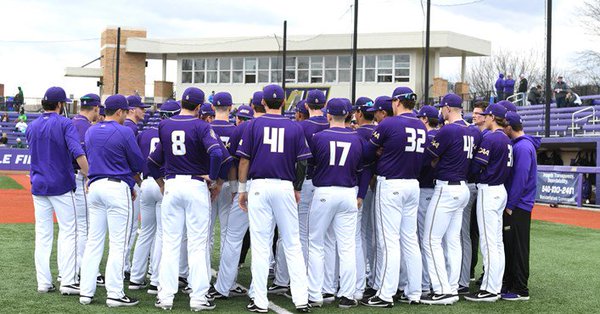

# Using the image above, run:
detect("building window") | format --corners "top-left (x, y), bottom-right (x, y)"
top-left (377, 55), bottom-right (393, 82)
top-left (207, 58), bottom-right (218, 83)
top-left (182, 59), bottom-right (193, 83)
top-left (354, 55), bottom-right (364, 83)
top-left (219, 58), bottom-right (231, 84)
top-left (193, 59), bottom-right (205, 84)
top-left (310, 56), bottom-right (323, 83)
top-left (258, 57), bottom-right (270, 83)
top-left (271, 56), bottom-right (282, 83)
top-left (394, 54), bottom-right (410, 82)
top-left (338, 55), bottom-right (351, 83)
top-left (244, 58), bottom-right (257, 84)
top-left (325, 56), bottom-right (337, 83)
top-left (232, 58), bottom-right (243, 83)
top-left (364, 55), bottom-right (376, 82)
top-left (296, 57), bottom-right (308, 83)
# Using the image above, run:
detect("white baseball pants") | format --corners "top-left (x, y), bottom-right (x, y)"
top-left (158, 176), bottom-right (211, 305)
top-left (423, 181), bottom-right (469, 295)
top-left (80, 179), bottom-right (135, 299)
top-left (476, 184), bottom-right (507, 294)
top-left (459, 183), bottom-right (478, 287)
top-left (130, 178), bottom-right (161, 284)
top-left (124, 183), bottom-right (141, 273)
top-left (417, 187), bottom-right (435, 292)
top-left (34, 191), bottom-right (78, 290)
top-left (248, 179), bottom-right (308, 309)
top-left (209, 182), bottom-right (232, 268)
top-left (74, 172), bottom-right (88, 274)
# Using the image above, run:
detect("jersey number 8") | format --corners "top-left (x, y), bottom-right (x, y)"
top-left (172, 130), bottom-right (186, 156)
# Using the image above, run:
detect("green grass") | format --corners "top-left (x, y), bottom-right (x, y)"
top-left (0, 175), bottom-right (23, 190)
top-left (0, 220), bottom-right (599, 313)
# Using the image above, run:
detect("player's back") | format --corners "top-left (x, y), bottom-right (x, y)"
top-left (476, 130), bottom-right (512, 185)
top-left (418, 128), bottom-right (439, 188)
top-left (211, 119), bottom-right (236, 149)
top-left (372, 113), bottom-right (426, 179)
top-left (237, 113), bottom-right (311, 181)
top-left (428, 121), bottom-right (471, 182)
top-left (137, 127), bottom-right (159, 176)
top-left (356, 124), bottom-right (376, 141)
top-left (158, 115), bottom-right (220, 176)
top-left (311, 127), bottom-right (364, 188)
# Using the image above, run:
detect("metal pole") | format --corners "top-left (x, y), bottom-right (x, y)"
top-left (351, 0), bottom-right (359, 104)
top-left (282, 21), bottom-right (287, 92)
top-left (424, 0), bottom-right (431, 104)
top-left (544, 0), bottom-right (552, 137)
top-left (115, 27), bottom-right (121, 94)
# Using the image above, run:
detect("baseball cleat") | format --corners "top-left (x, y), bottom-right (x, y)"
top-left (123, 271), bottom-right (131, 281)
top-left (363, 287), bottom-right (377, 299)
top-left (106, 295), bottom-right (139, 307)
top-left (501, 292), bottom-right (530, 301)
top-left (147, 284), bottom-right (159, 295)
top-left (178, 276), bottom-right (188, 288)
top-left (267, 284), bottom-right (288, 294)
top-left (79, 296), bottom-right (93, 305)
top-left (247, 299), bottom-right (268, 313)
top-left (190, 300), bottom-right (216, 311)
top-left (458, 286), bottom-right (470, 295)
top-left (295, 304), bottom-right (311, 313)
top-left (60, 284), bottom-right (80, 295)
top-left (338, 296), bottom-right (358, 308)
top-left (322, 293), bottom-right (335, 303)
top-left (181, 286), bottom-right (192, 295)
top-left (308, 299), bottom-right (323, 308)
top-left (96, 275), bottom-right (105, 287)
top-left (37, 284), bottom-right (56, 293)
top-left (361, 296), bottom-right (394, 308)
top-left (208, 286), bottom-right (227, 300)
top-left (229, 286), bottom-right (248, 297)
top-left (464, 290), bottom-right (500, 302)
top-left (421, 293), bottom-right (459, 305)
top-left (128, 281), bottom-right (147, 290)
top-left (155, 299), bottom-right (173, 310)
top-left (283, 288), bottom-right (293, 299)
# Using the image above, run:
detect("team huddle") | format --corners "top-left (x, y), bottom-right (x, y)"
top-left (28, 83), bottom-right (538, 312)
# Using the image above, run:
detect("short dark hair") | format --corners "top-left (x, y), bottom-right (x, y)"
top-left (264, 98), bottom-right (284, 110)
top-left (473, 101), bottom-right (488, 110)
top-left (330, 115), bottom-right (346, 123)
top-left (494, 116), bottom-right (508, 128)
top-left (42, 100), bottom-right (60, 111)
top-left (427, 117), bottom-right (439, 128)
top-left (181, 99), bottom-right (200, 111)
top-left (297, 112), bottom-right (309, 120)
top-left (105, 108), bottom-right (119, 116)
top-left (344, 113), bottom-right (353, 124)
top-left (399, 99), bottom-right (416, 110)
top-left (510, 124), bottom-right (523, 132)
top-left (383, 109), bottom-right (394, 117)
top-left (253, 104), bottom-right (266, 113)
top-left (80, 106), bottom-right (96, 112)
top-left (360, 110), bottom-right (374, 121)
top-left (307, 103), bottom-right (325, 110)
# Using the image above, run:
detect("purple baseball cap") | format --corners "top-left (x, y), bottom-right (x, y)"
top-left (497, 100), bottom-right (517, 113)
top-left (104, 94), bottom-right (129, 111)
top-left (436, 93), bottom-right (463, 108)
top-left (80, 93), bottom-right (101, 107)
top-left (200, 103), bottom-right (215, 116)
top-left (355, 97), bottom-right (374, 111)
top-left (213, 92), bottom-right (233, 106)
top-left (306, 89), bottom-right (326, 106)
top-left (392, 87), bottom-right (417, 101)
top-left (43, 87), bottom-right (70, 103)
top-left (367, 96), bottom-right (393, 112)
top-left (482, 103), bottom-right (508, 118)
top-left (182, 87), bottom-right (205, 106)
top-left (326, 98), bottom-right (350, 116)
top-left (505, 111), bottom-right (523, 127)
top-left (263, 84), bottom-right (285, 100)
top-left (251, 91), bottom-right (264, 106)
top-left (126, 95), bottom-right (151, 108)
top-left (236, 105), bottom-right (255, 119)
top-left (295, 100), bottom-right (309, 115)
top-left (417, 105), bottom-right (439, 119)
top-left (159, 100), bottom-right (181, 115)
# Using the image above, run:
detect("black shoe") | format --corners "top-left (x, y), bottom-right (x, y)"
top-left (191, 300), bottom-right (216, 311)
top-left (397, 293), bottom-right (409, 303)
top-left (96, 275), bottom-right (105, 287)
top-left (230, 286), bottom-right (248, 296)
top-left (296, 304), bottom-right (311, 313)
top-left (458, 286), bottom-right (470, 295)
top-left (106, 295), bottom-right (139, 307)
top-left (178, 276), bottom-right (188, 288)
top-left (147, 285), bottom-right (158, 295)
top-left (124, 271), bottom-right (131, 281)
top-left (60, 284), bottom-right (80, 295)
top-left (247, 299), bottom-right (268, 313)
top-left (322, 293), bottom-right (335, 303)
top-left (308, 299), bottom-right (323, 308)
top-left (361, 296), bottom-right (393, 308)
top-left (421, 293), bottom-right (459, 305)
top-left (208, 286), bottom-right (227, 299)
top-left (363, 287), bottom-right (377, 299)
top-left (267, 284), bottom-right (289, 294)
top-left (128, 281), bottom-right (147, 290)
top-left (464, 290), bottom-right (500, 302)
top-left (393, 289), bottom-right (403, 299)
top-left (338, 296), bottom-right (358, 308)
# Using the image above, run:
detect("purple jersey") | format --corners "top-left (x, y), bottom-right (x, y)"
top-left (474, 129), bottom-right (513, 185)
top-left (26, 112), bottom-right (85, 196)
top-left (418, 128), bottom-right (439, 188)
top-left (370, 113), bottom-right (426, 179)
top-left (137, 127), bottom-right (160, 178)
top-left (229, 122), bottom-right (250, 164)
top-left (311, 127), bottom-right (365, 188)
top-left (356, 124), bottom-right (376, 141)
top-left (237, 113), bottom-right (312, 181)
top-left (298, 116), bottom-right (330, 178)
top-left (149, 115), bottom-right (221, 176)
top-left (71, 114), bottom-right (92, 169)
top-left (463, 123), bottom-right (483, 183)
top-left (85, 120), bottom-right (144, 189)
top-left (124, 118), bottom-right (140, 137)
top-left (426, 121), bottom-right (472, 182)
top-left (211, 119), bottom-right (236, 150)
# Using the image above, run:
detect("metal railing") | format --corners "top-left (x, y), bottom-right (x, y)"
top-left (572, 106), bottom-right (596, 137)
top-left (507, 92), bottom-right (527, 107)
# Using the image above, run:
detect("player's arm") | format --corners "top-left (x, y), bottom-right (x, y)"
top-left (506, 145), bottom-right (530, 213)
top-left (123, 129), bottom-right (145, 174)
top-left (425, 127), bottom-right (450, 167)
top-left (148, 142), bottom-right (165, 191)
top-left (238, 157), bottom-right (250, 212)
top-left (65, 120), bottom-right (89, 177)
top-left (294, 160), bottom-right (307, 191)
top-left (470, 135), bottom-right (492, 176)
top-left (200, 126), bottom-right (224, 183)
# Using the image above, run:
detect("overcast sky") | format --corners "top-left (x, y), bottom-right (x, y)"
top-left (0, 0), bottom-right (596, 99)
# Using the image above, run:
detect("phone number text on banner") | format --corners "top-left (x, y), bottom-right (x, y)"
top-left (536, 171), bottom-right (581, 204)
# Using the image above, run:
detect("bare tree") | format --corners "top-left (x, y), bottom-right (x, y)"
top-left (576, 1), bottom-right (600, 88)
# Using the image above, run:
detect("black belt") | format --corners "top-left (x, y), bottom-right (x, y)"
top-left (448, 181), bottom-right (461, 185)
top-left (165, 174), bottom-right (206, 182)
top-left (107, 178), bottom-right (122, 183)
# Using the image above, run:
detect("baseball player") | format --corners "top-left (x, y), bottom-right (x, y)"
top-left (79, 94), bottom-right (144, 307)
top-left (501, 111), bottom-right (539, 301)
top-left (237, 84), bottom-right (311, 313)
top-left (370, 96), bottom-right (394, 124)
top-left (465, 103), bottom-right (512, 302)
top-left (295, 100), bottom-right (309, 122)
top-left (123, 95), bottom-right (150, 279)
top-left (306, 98), bottom-right (367, 309)
top-left (28, 86), bottom-right (89, 295)
top-left (128, 100), bottom-right (181, 291)
top-left (98, 105), bottom-right (106, 122)
top-left (148, 87), bottom-right (224, 311)
top-left (210, 104), bottom-right (255, 299)
top-left (420, 93), bottom-right (472, 305)
top-left (498, 100), bottom-right (517, 113)
top-left (201, 103), bottom-right (216, 122)
top-left (361, 87), bottom-right (426, 308)
top-left (71, 93), bottom-right (103, 286)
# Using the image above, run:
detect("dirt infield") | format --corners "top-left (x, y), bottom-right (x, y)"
top-left (0, 175), bottom-right (599, 229)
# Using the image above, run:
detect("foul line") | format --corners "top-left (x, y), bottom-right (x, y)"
top-left (211, 269), bottom-right (293, 314)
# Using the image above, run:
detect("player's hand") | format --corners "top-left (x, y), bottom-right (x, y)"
top-left (239, 192), bottom-right (248, 212)
top-left (294, 190), bottom-right (301, 204)
top-left (131, 189), bottom-right (137, 201)
top-left (84, 178), bottom-right (90, 194)
top-left (505, 208), bottom-right (513, 215)
top-left (357, 197), bottom-right (363, 209)
top-left (210, 181), bottom-right (223, 202)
